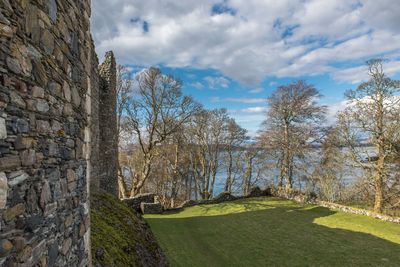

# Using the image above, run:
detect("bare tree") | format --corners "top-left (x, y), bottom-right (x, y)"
top-left (123, 67), bottom-right (200, 196)
top-left (224, 118), bottom-right (248, 193)
top-left (242, 145), bottom-right (259, 195)
top-left (311, 127), bottom-right (345, 202)
top-left (116, 65), bottom-right (134, 198)
top-left (188, 108), bottom-right (229, 199)
top-left (208, 109), bottom-right (229, 197)
top-left (260, 80), bottom-right (326, 190)
top-left (159, 129), bottom-right (193, 208)
top-left (338, 59), bottom-right (400, 213)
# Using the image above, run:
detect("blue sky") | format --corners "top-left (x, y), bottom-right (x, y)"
top-left (91, 0), bottom-right (400, 136)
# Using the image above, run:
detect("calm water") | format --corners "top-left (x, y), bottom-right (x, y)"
top-left (212, 146), bottom-right (376, 196)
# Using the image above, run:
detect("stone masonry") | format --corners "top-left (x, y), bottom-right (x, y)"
top-left (0, 0), bottom-right (118, 266)
top-left (97, 51), bottom-right (118, 197)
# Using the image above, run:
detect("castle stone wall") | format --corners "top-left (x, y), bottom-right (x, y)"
top-left (0, 0), bottom-right (102, 265)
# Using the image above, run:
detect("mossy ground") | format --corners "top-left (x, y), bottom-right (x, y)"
top-left (145, 197), bottom-right (400, 267)
top-left (91, 193), bottom-right (167, 267)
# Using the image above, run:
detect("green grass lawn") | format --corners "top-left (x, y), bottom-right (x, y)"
top-left (145, 197), bottom-right (400, 267)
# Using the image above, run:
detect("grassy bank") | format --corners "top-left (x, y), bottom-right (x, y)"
top-left (145, 197), bottom-right (400, 267)
top-left (91, 193), bottom-right (167, 267)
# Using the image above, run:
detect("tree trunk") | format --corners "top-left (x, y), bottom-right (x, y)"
top-left (373, 92), bottom-right (385, 213)
top-left (118, 175), bottom-right (129, 199)
top-left (243, 154), bottom-right (253, 195)
top-left (374, 155), bottom-right (384, 213)
top-left (130, 155), bottom-right (152, 196)
top-left (210, 168), bottom-right (217, 199)
top-left (117, 166), bottom-right (129, 199)
top-left (283, 122), bottom-right (292, 190)
top-left (374, 139), bottom-right (385, 213)
top-left (225, 150), bottom-right (233, 193)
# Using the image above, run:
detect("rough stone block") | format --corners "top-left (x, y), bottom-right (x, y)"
top-left (8, 170), bottom-right (29, 187)
top-left (47, 0), bottom-right (57, 22)
top-left (40, 181), bottom-right (51, 210)
top-left (61, 238), bottom-right (72, 256)
top-left (0, 155), bottom-right (21, 171)
top-left (36, 120), bottom-right (50, 134)
top-left (0, 117), bottom-right (6, 139)
top-left (20, 149), bottom-right (36, 166)
top-left (36, 99), bottom-right (49, 112)
top-left (14, 136), bottom-right (34, 150)
top-left (41, 29), bottom-right (54, 55)
top-left (3, 203), bottom-right (25, 221)
top-left (0, 239), bottom-right (13, 257)
top-left (14, 118), bottom-right (29, 133)
top-left (32, 86), bottom-right (44, 98)
top-left (123, 193), bottom-right (156, 212)
top-left (140, 202), bottom-right (163, 214)
top-left (0, 172), bottom-right (7, 208)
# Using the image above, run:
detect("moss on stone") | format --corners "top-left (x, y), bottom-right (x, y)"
top-left (91, 193), bottom-right (167, 267)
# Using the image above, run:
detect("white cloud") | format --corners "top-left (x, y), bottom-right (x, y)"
top-left (189, 82), bottom-right (205, 90)
top-left (229, 113), bottom-right (266, 137)
top-left (240, 107), bottom-right (268, 113)
top-left (332, 60), bottom-right (400, 83)
top-left (92, 0), bottom-right (400, 85)
top-left (249, 88), bottom-right (263, 94)
top-left (326, 100), bottom-right (348, 124)
top-left (204, 76), bottom-right (230, 89)
top-left (360, 0), bottom-right (400, 33)
top-left (210, 97), bottom-right (266, 104)
top-left (210, 96), bottom-right (221, 103)
top-left (224, 97), bottom-right (266, 104)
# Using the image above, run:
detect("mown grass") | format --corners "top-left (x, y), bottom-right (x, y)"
top-left (145, 197), bottom-right (400, 267)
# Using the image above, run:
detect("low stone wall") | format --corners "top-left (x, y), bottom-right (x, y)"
top-left (140, 203), bottom-right (163, 214)
top-left (122, 193), bottom-right (156, 212)
top-left (179, 192), bottom-right (238, 209)
top-left (269, 186), bottom-right (400, 224)
top-left (317, 201), bottom-right (400, 224)
top-left (247, 186), bottom-right (272, 197)
top-left (270, 187), bottom-right (317, 204)
top-left (178, 189), bottom-right (267, 209)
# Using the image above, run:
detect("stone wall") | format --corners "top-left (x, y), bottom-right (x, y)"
top-left (0, 0), bottom-right (101, 265)
top-left (317, 201), bottom-right (400, 224)
top-left (269, 187), bottom-right (400, 224)
top-left (123, 193), bottom-right (156, 213)
top-left (97, 51), bottom-right (118, 196)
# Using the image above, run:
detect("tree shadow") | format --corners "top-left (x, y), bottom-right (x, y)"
top-left (146, 199), bottom-right (400, 267)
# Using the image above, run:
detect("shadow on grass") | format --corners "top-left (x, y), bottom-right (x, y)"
top-left (146, 201), bottom-right (400, 267)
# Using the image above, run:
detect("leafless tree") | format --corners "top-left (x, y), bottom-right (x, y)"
top-left (242, 145), bottom-right (260, 195)
top-left (188, 108), bottom-right (230, 199)
top-left (260, 80), bottom-right (326, 190)
top-left (224, 118), bottom-right (248, 193)
top-left (115, 65), bottom-right (134, 198)
top-left (311, 127), bottom-right (345, 201)
top-left (122, 67), bottom-right (200, 196)
top-left (337, 59), bottom-right (400, 213)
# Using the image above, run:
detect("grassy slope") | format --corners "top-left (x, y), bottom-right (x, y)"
top-left (145, 197), bottom-right (400, 267)
top-left (91, 193), bottom-right (167, 267)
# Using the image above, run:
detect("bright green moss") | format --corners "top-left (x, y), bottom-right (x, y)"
top-left (91, 193), bottom-right (166, 267)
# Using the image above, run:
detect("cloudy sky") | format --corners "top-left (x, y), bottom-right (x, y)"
top-left (91, 0), bottom-right (400, 136)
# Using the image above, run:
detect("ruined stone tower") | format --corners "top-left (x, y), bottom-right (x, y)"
top-left (97, 51), bottom-right (118, 197)
top-left (0, 0), bottom-right (118, 265)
